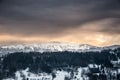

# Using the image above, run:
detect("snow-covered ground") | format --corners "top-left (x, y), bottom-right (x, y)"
top-left (3, 67), bottom-right (89, 80)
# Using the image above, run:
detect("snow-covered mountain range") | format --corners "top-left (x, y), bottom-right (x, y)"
top-left (0, 42), bottom-right (120, 56)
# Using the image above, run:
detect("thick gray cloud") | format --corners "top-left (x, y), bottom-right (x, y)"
top-left (0, 0), bottom-right (120, 36)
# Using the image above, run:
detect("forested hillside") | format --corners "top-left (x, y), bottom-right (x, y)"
top-left (0, 47), bottom-right (120, 79)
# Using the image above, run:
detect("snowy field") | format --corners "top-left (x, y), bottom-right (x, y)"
top-left (3, 67), bottom-right (88, 80)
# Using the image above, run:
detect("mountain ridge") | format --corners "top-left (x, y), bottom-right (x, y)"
top-left (0, 42), bottom-right (120, 56)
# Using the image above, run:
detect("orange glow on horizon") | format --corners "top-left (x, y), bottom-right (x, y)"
top-left (0, 34), bottom-right (119, 47)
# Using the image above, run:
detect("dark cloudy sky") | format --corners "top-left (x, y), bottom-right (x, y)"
top-left (0, 0), bottom-right (120, 46)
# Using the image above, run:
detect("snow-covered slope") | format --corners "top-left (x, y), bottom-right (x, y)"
top-left (3, 67), bottom-right (89, 80)
top-left (0, 42), bottom-right (119, 56)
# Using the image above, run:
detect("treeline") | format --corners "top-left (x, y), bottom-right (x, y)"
top-left (0, 48), bottom-right (120, 79)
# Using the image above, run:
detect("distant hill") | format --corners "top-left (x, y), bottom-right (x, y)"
top-left (0, 42), bottom-right (120, 56)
